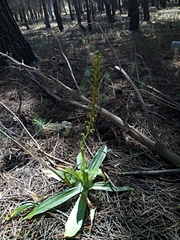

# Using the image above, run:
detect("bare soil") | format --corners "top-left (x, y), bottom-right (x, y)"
top-left (0, 7), bottom-right (180, 240)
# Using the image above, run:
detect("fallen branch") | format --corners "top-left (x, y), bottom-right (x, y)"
top-left (27, 76), bottom-right (180, 167)
top-left (114, 65), bottom-right (162, 143)
top-left (1, 52), bottom-right (180, 167)
top-left (137, 82), bottom-right (180, 112)
top-left (117, 168), bottom-right (180, 177)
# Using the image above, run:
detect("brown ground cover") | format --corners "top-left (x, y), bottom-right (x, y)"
top-left (0, 7), bottom-right (180, 239)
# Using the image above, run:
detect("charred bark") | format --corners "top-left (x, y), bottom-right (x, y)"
top-left (160, 0), bottom-right (166, 8)
top-left (104, 0), bottom-right (115, 23)
top-left (85, 0), bottom-right (92, 32)
top-left (73, 0), bottom-right (87, 31)
top-left (21, 7), bottom-right (30, 29)
top-left (0, 0), bottom-right (36, 64)
top-left (53, 0), bottom-right (64, 31)
top-left (143, 0), bottom-right (150, 21)
top-left (41, 0), bottom-right (51, 28)
top-left (67, 0), bottom-right (74, 20)
top-left (128, 0), bottom-right (139, 30)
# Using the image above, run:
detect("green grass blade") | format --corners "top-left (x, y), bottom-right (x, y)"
top-left (23, 185), bottom-right (82, 220)
top-left (64, 191), bottom-right (88, 237)
top-left (7, 202), bottom-right (36, 220)
top-left (90, 181), bottom-right (134, 192)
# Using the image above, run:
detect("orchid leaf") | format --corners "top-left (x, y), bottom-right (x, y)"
top-left (65, 168), bottom-right (84, 182)
top-left (43, 168), bottom-right (64, 182)
top-left (77, 152), bottom-right (83, 170)
top-left (88, 145), bottom-right (107, 181)
top-left (86, 168), bottom-right (106, 181)
top-left (90, 181), bottom-right (134, 192)
top-left (64, 191), bottom-right (88, 237)
top-left (7, 202), bottom-right (36, 220)
top-left (89, 207), bottom-right (96, 226)
top-left (88, 145), bottom-right (107, 170)
top-left (23, 185), bottom-right (82, 220)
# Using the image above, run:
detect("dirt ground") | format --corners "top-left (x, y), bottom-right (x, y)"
top-left (0, 7), bottom-right (180, 240)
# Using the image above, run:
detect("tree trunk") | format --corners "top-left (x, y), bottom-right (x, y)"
top-left (97, 0), bottom-right (104, 12)
top-left (41, 0), bottom-right (51, 28)
top-left (85, 0), bottom-right (92, 32)
top-left (77, 0), bottom-right (83, 14)
top-left (150, 0), bottom-right (155, 6)
top-left (48, 1), bottom-right (54, 21)
top-left (73, 0), bottom-right (81, 24)
top-left (155, 0), bottom-right (160, 9)
top-left (129, 0), bottom-right (139, 30)
top-left (91, 1), bottom-right (96, 21)
top-left (13, 12), bottom-right (19, 22)
top-left (122, 0), bottom-right (128, 9)
top-left (53, 0), bottom-right (64, 31)
top-left (73, 0), bottom-right (86, 31)
top-left (19, 9), bottom-right (23, 22)
top-left (111, 0), bottom-right (116, 16)
top-left (21, 7), bottom-right (30, 29)
top-left (32, 8), bottom-right (38, 20)
top-left (26, 1), bottom-right (35, 21)
top-left (118, 0), bottom-right (123, 14)
top-left (67, 0), bottom-right (74, 20)
top-left (38, 0), bottom-right (44, 20)
top-left (104, 0), bottom-right (115, 23)
top-left (61, 0), bottom-right (68, 14)
top-left (160, 0), bottom-right (166, 7)
top-left (0, 0), bottom-right (36, 64)
top-left (143, 0), bottom-right (150, 21)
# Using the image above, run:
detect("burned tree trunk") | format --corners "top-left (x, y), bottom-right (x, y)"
top-left (85, 0), bottom-right (92, 32)
top-left (0, 0), bottom-right (36, 64)
top-left (104, 0), bottom-right (115, 23)
top-left (143, 0), bottom-right (150, 21)
top-left (67, 0), bottom-right (74, 20)
top-left (53, 0), bottom-right (64, 31)
top-left (128, 0), bottom-right (139, 30)
top-left (160, 0), bottom-right (166, 8)
top-left (73, 0), bottom-right (87, 31)
top-left (41, 0), bottom-right (51, 28)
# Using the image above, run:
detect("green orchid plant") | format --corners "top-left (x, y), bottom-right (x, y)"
top-left (7, 52), bottom-right (134, 238)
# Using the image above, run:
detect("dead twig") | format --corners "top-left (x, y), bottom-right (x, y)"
top-left (0, 129), bottom-right (65, 181)
top-left (0, 101), bottom-right (40, 149)
top-left (117, 168), bottom-right (180, 177)
top-left (114, 65), bottom-right (163, 144)
top-left (0, 100), bottom-right (73, 166)
top-left (137, 81), bottom-right (180, 111)
top-left (54, 41), bottom-right (82, 93)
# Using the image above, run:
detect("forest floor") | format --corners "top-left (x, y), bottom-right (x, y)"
top-left (0, 6), bottom-right (180, 240)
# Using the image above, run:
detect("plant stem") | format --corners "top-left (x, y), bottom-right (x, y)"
top-left (79, 51), bottom-right (103, 173)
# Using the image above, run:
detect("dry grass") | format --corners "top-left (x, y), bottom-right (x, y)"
top-left (1, 6), bottom-right (180, 240)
